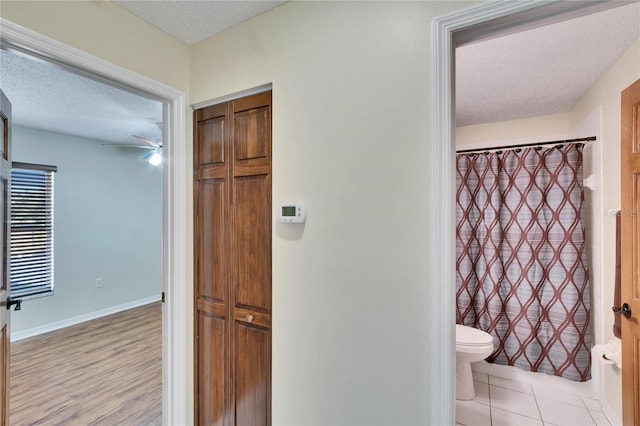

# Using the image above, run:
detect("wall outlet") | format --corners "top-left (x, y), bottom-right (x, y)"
top-left (96, 278), bottom-right (103, 288)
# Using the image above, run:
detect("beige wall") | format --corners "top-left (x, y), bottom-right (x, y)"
top-left (570, 36), bottom-right (640, 420)
top-left (191, 1), bottom-right (476, 424)
top-left (2, 0), bottom-right (484, 424)
top-left (456, 113), bottom-right (570, 149)
top-left (1, 1), bottom-right (190, 92)
top-left (3, 0), bottom-right (636, 423)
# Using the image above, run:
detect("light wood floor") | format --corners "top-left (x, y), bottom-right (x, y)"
top-left (9, 302), bottom-right (162, 426)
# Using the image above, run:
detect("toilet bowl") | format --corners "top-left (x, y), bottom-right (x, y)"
top-left (456, 324), bottom-right (494, 400)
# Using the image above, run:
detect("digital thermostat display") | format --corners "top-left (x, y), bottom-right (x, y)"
top-left (278, 203), bottom-right (306, 223)
top-left (282, 206), bottom-right (296, 217)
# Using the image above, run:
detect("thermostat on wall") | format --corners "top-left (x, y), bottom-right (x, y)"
top-left (278, 203), bottom-right (306, 223)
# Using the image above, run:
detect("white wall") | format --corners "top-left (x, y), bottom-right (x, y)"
top-left (10, 126), bottom-right (162, 335)
top-left (190, 1), bottom-right (476, 424)
top-left (570, 36), bottom-right (640, 421)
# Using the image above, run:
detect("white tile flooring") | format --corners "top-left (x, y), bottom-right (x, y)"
top-left (456, 372), bottom-right (612, 426)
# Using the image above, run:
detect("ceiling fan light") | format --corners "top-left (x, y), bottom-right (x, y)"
top-left (148, 151), bottom-right (162, 166)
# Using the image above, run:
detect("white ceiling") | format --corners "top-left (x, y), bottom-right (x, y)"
top-left (0, 2), bottom-right (638, 145)
top-left (114, 0), bottom-right (288, 46)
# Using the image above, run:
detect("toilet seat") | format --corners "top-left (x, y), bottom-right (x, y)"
top-left (456, 324), bottom-right (493, 348)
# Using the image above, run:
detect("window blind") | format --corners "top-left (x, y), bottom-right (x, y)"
top-left (10, 163), bottom-right (56, 299)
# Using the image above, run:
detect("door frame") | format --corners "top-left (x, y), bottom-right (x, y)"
top-left (431, 1), bottom-right (628, 424)
top-left (0, 18), bottom-right (190, 425)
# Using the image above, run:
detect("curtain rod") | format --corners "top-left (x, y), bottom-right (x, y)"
top-left (456, 136), bottom-right (596, 154)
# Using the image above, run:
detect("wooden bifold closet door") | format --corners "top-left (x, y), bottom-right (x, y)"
top-left (194, 91), bottom-right (272, 426)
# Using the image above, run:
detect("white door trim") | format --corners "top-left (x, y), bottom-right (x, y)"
top-left (430, 1), bottom-right (625, 424)
top-left (191, 82), bottom-right (273, 110)
top-left (0, 18), bottom-right (189, 425)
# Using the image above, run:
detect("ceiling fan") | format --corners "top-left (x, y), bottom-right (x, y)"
top-left (102, 134), bottom-right (163, 166)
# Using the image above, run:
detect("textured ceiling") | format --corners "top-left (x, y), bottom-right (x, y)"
top-left (456, 2), bottom-right (640, 126)
top-left (0, 49), bottom-right (163, 144)
top-left (114, 0), bottom-right (288, 45)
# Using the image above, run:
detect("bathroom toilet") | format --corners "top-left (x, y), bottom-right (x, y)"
top-left (456, 324), bottom-right (494, 400)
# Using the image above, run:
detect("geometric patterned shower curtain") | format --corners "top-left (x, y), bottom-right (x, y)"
top-left (455, 144), bottom-right (591, 382)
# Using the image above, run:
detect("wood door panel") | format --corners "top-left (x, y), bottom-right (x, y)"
top-left (195, 90), bottom-right (271, 426)
top-left (629, 172), bottom-right (640, 300)
top-left (196, 179), bottom-right (227, 304)
top-left (197, 299), bottom-right (228, 319)
top-left (233, 164), bottom-right (271, 178)
top-left (198, 117), bottom-right (226, 168)
top-left (634, 336), bottom-right (640, 423)
top-left (234, 323), bottom-right (270, 426)
top-left (234, 107), bottom-right (269, 162)
top-left (0, 324), bottom-right (6, 424)
top-left (196, 102), bottom-right (228, 172)
top-left (234, 307), bottom-right (271, 329)
top-left (232, 92), bottom-right (271, 114)
top-left (197, 312), bottom-right (228, 426)
top-left (233, 174), bottom-right (271, 313)
top-left (1, 115), bottom-right (6, 161)
top-left (197, 103), bottom-right (227, 121)
top-left (0, 178), bottom-right (6, 293)
top-left (0, 90), bottom-right (11, 426)
top-left (634, 103), bottom-right (640, 153)
top-left (621, 79), bottom-right (640, 425)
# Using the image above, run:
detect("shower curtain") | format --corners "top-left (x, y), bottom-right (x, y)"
top-left (455, 144), bottom-right (591, 382)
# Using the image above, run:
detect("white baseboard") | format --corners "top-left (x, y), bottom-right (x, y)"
top-left (601, 400), bottom-right (622, 426)
top-left (11, 295), bottom-right (161, 342)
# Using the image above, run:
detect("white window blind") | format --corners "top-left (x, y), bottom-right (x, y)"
top-left (10, 162), bottom-right (57, 299)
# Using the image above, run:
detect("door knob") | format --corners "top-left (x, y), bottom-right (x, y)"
top-left (612, 303), bottom-right (631, 318)
top-left (6, 297), bottom-right (21, 311)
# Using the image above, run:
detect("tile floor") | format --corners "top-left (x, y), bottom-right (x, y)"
top-left (456, 372), bottom-right (612, 426)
